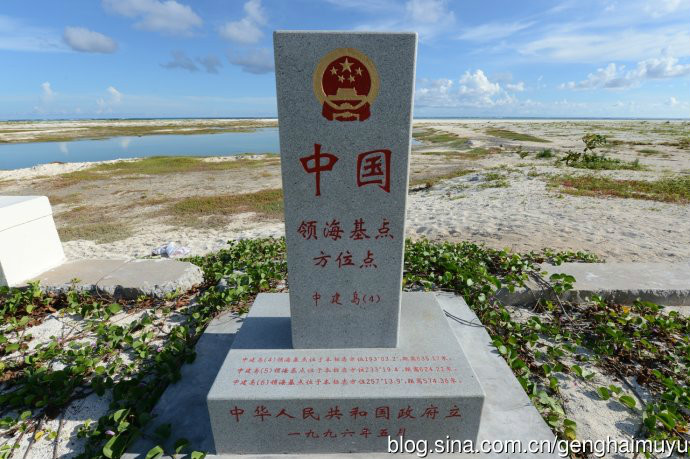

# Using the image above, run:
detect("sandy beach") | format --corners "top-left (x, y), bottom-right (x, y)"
top-left (1, 118), bottom-right (689, 262)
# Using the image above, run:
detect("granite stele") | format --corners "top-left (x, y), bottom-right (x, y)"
top-left (206, 31), bottom-right (486, 454)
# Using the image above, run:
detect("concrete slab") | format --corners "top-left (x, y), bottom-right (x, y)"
top-left (0, 195), bottom-right (65, 287)
top-left (498, 262), bottom-right (690, 306)
top-left (98, 258), bottom-right (204, 299)
top-left (28, 258), bottom-right (204, 299)
top-left (207, 293), bottom-right (484, 454)
top-left (124, 293), bottom-right (557, 458)
top-left (32, 259), bottom-right (128, 293)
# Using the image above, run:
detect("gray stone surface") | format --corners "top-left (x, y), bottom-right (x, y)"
top-left (29, 258), bottom-right (204, 299)
top-left (207, 293), bottom-right (484, 454)
top-left (124, 293), bottom-right (557, 458)
top-left (498, 262), bottom-right (690, 306)
top-left (274, 31), bottom-right (417, 348)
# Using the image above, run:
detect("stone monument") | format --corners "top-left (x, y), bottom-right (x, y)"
top-left (206, 31), bottom-right (485, 454)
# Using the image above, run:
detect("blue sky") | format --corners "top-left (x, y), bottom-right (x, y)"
top-left (1, 0), bottom-right (688, 119)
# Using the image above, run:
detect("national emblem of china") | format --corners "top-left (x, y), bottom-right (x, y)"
top-left (313, 48), bottom-right (380, 122)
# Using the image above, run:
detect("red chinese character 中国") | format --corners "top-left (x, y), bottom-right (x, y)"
top-left (356, 149), bottom-right (391, 192)
top-left (300, 143), bottom-right (339, 197)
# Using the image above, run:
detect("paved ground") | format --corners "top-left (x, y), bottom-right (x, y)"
top-left (29, 258), bottom-right (204, 299)
top-left (499, 262), bottom-right (690, 306)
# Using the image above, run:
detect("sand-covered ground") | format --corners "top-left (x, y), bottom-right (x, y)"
top-left (2, 118), bottom-right (690, 458)
top-left (1, 118), bottom-right (688, 262)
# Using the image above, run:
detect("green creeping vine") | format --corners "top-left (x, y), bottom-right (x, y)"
top-left (1, 238), bottom-right (688, 458)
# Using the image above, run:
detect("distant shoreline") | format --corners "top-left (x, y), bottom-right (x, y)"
top-left (1, 116), bottom-right (689, 122)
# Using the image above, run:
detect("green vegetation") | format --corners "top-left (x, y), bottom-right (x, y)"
top-left (4, 238), bottom-right (690, 457)
top-left (165, 189), bottom-right (284, 227)
top-left (551, 175), bottom-right (690, 204)
top-left (485, 128), bottom-right (549, 143)
top-left (413, 128), bottom-right (469, 149)
top-left (479, 172), bottom-right (509, 189)
top-left (560, 134), bottom-right (644, 171)
top-left (59, 222), bottom-right (133, 244)
top-left (536, 149), bottom-right (554, 159)
top-left (54, 156), bottom-right (280, 187)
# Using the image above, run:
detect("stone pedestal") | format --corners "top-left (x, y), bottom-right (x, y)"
top-left (0, 196), bottom-right (65, 287)
top-left (207, 293), bottom-right (484, 454)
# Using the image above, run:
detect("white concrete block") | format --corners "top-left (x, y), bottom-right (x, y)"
top-left (0, 196), bottom-right (65, 287)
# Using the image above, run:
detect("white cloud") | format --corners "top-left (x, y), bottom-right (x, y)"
top-left (197, 55), bottom-right (222, 74)
top-left (560, 63), bottom-right (637, 90)
top-left (161, 50), bottom-right (199, 72)
top-left (0, 15), bottom-right (66, 52)
top-left (667, 97), bottom-right (679, 107)
top-left (416, 70), bottom-right (516, 107)
top-left (457, 21), bottom-right (533, 42)
top-left (406, 0), bottom-right (453, 23)
top-left (227, 48), bottom-right (274, 74)
top-left (323, 0), bottom-right (396, 11)
top-left (63, 26), bottom-right (117, 53)
top-left (97, 86), bottom-right (123, 113)
top-left (41, 82), bottom-right (55, 103)
top-left (350, 0), bottom-right (455, 41)
top-left (103, 0), bottom-right (202, 36)
top-left (505, 81), bottom-right (525, 92)
top-left (561, 54), bottom-right (690, 90)
top-left (107, 86), bottom-right (122, 103)
top-left (161, 51), bottom-right (223, 74)
top-left (219, 0), bottom-right (266, 45)
top-left (634, 54), bottom-right (690, 79)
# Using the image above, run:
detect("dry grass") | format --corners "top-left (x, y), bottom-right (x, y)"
top-left (413, 129), bottom-right (469, 149)
top-left (409, 168), bottom-right (474, 188)
top-left (486, 128), bottom-right (549, 143)
top-left (53, 156), bottom-right (279, 187)
top-left (164, 189), bottom-right (284, 227)
top-left (55, 205), bottom-right (133, 243)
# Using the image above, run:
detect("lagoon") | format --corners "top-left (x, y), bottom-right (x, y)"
top-left (0, 128), bottom-right (281, 170)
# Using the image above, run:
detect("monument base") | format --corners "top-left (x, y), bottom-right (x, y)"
top-left (124, 292), bottom-right (557, 458)
top-left (207, 293), bottom-right (484, 454)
